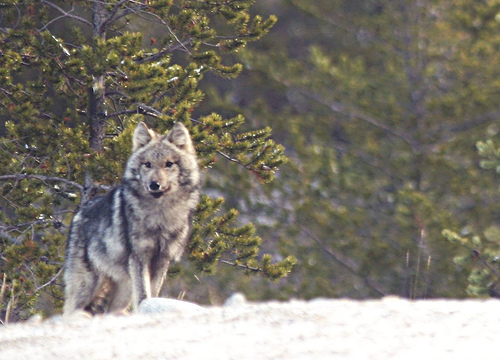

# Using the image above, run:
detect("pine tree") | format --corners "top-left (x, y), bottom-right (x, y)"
top-left (0, 0), bottom-right (295, 322)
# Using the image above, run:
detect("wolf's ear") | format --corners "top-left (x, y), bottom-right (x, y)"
top-left (132, 122), bottom-right (155, 151)
top-left (165, 122), bottom-right (195, 154)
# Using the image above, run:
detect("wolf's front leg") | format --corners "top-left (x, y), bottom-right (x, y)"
top-left (150, 258), bottom-right (170, 297)
top-left (107, 278), bottom-right (132, 314)
top-left (128, 255), bottom-right (152, 311)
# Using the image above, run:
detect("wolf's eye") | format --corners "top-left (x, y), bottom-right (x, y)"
top-left (165, 161), bottom-right (174, 168)
top-left (144, 162), bottom-right (151, 168)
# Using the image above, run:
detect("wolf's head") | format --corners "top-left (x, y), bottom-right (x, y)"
top-left (124, 122), bottom-right (200, 199)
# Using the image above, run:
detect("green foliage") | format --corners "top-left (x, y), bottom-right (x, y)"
top-left (444, 138), bottom-right (500, 298)
top-left (0, 0), bottom-right (294, 321)
top-left (443, 228), bottom-right (500, 298)
top-left (477, 140), bottom-right (500, 173)
top-left (198, 0), bottom-right (500, 300)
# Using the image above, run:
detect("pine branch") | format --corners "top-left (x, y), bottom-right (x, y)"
top-left (130, 2), bottom-right (192, 60)
top-left (471, 249), bottom-right (500, 281)
top-left (447, 232), bottom-right (500, 281)
top-left (134, 40), bottom-right (193, 64)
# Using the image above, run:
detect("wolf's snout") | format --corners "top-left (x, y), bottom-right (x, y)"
top-left (148, 181), bottom-right (160, 191)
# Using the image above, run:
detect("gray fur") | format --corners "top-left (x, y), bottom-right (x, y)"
top-left (63, 122), bottom-right (200, 316)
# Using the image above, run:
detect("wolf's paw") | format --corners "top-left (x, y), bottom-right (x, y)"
top-left (111, 309), bottom-right (130, 317)
top-left (62, 310), bottom-right (93, 323)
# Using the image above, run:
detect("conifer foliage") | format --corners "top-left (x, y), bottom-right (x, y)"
top-left (0, 0), bottom-right (295, 321)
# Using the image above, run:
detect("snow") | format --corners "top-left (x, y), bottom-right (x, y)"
top-left (0, 296), bottom-right (498, 360)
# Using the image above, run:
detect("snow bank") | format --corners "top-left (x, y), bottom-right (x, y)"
top-left (0, 296), bottom-right (498, 360)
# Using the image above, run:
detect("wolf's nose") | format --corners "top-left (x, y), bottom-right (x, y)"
top-left (149, 181), bottom-right (160, 191)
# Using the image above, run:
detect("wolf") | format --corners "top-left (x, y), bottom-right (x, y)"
top-left (63, 121), bottom-right (200, 316)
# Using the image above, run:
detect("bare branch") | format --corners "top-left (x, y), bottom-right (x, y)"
top-left (99, 0), bottom-right (138, 33)
top-left (0, 219), bottom-right (65, 246)
top-left (40, 1), bottom-right (92, 28)
top-left (0, 229), bottom-right (16, 243)
top-left (0, 174), bottom-right (84, 193)
top-left (0, 218), bottom-right (66, 232)
top-left (106, 103), bottom-right (163, 119)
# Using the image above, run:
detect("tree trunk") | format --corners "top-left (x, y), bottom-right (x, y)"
top-left (88, 1), bottom-right (107, 153)
top-left (84, 1), bottom-right (108, 201)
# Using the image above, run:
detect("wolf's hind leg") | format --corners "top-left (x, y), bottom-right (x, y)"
top-left (63, 269), bottom-right (100, 316)
top-left (150, 260), bottom-right (170, 297)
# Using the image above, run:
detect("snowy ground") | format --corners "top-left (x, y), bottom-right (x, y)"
top-left (0, 296), bottom-right (498, 360)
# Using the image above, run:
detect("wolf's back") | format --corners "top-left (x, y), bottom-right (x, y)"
top-left (67, 186), bottom-right (135, 265)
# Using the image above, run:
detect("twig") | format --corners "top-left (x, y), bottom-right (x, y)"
top-left (216, 151), bottom-right (254, 172)
top-left (34, 266), bottom-right (64, 294)
top-left (219, 259), bottom-right (262, 273)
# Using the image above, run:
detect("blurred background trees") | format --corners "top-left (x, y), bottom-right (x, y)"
top-left (1, 0), bottom-right (500, 322)
top-left (199, 0), bottom-right (500, 300)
